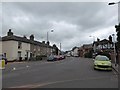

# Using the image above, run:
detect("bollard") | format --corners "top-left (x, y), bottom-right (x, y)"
top-left (0, 60), bottom-right (5, 69)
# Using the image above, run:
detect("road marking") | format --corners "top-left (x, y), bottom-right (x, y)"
top-left (112, 68), bottom-right (119, 75)
top-left (26, 65), bottom-right (30, 68)
top-left (12, 67), bottom-right (16, 70)
top-left (10, 75), bottom-right (116, 88)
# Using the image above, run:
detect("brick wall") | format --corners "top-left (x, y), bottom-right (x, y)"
top-left (110, 51), bottom-right (120, 64)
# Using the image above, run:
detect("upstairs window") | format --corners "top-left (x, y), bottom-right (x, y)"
top-left (18, 41), bottom-right (22, 49)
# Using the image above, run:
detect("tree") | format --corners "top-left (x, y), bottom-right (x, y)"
top-left (115, 23), bottom-right (120, 50)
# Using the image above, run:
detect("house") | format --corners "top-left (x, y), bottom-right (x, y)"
top-left (71, 47), bottom-right (79, 57)
top-left (79, 44), bottom-right (93, 57)
top-left (65, 51), bottom-right (71, 57)
top-left (1, 29), bottom-right (55, 61)
top-left (94, 39), bottom-right (113, 52)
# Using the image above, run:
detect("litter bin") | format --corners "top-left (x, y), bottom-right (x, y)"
top-left (0, 60), bottom-right (5, 69)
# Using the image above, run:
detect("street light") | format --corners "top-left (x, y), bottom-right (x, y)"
top-left (108, 1), bottom-right (120, 5)
top-left (112, 34), bottom-right (117, 66)
top-left (108, 1), bottom-right (118, 66)
top-left (60, 43), bottom-right (61, 55)
top-left (89, 36), bottom-right (96, 52)
top-left (46, 29), bottom-right (54, 58)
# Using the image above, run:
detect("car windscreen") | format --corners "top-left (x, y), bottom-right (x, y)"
top-left (95, 56), bottom-right (109, 61)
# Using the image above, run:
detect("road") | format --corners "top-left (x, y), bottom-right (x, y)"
top-left (2, 57), bottom-right (118, 88)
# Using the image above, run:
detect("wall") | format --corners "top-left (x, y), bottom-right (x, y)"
top-left (20, 42), bottom-right (30, 60)
top-left (73, 48), bottom-right (79, 56)
top-left (2, 41), bottom-right (17, 61)
top-left (2, 40), bottom-right (30, 61)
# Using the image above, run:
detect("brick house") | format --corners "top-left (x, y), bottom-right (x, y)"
top-left (79, 44), bottom-right (93, 57)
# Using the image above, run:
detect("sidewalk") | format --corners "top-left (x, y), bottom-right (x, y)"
top-left (112, 63), bottom-right (119, 74)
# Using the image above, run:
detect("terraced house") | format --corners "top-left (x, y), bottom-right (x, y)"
top-left (1, 29), bottom-right (56, 61)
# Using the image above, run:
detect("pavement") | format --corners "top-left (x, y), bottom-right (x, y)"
top-left (112, 63), bottom-right (119, 74)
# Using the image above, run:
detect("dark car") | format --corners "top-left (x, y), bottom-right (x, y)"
top-left (0, 55), bottom-right (7, 64)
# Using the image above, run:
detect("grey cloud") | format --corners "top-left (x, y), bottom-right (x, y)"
top-left (2, 2), bottom-right (118, 51)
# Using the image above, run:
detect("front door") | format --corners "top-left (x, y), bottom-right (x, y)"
top-left (18, 51), bottom-right (21, 60)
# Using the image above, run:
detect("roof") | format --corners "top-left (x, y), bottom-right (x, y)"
top-left (94, 39), bottom-right (113, 45)
top-left (2, 35), bottom-right (53, 48)
top-left (72, 46), bottom-right (79, 51)
top-left (82, 44), bottom-right (93, 49)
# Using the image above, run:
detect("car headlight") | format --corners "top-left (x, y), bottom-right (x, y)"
top-left (94, 62), bottom-right (98, 65)
top-left (107, 62), bottom-right (112, 66)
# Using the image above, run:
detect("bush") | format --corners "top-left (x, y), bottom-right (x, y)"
top-left (84, 53), bottom-right (92, 58)
top-left (29, 57), bottom-right (36, 61)
top-left (40, 55), bottom-right (47, 57)
top-left (84, 50), bottom-right (93, 58)
top-left (36, 55), bottom-right (42, 60)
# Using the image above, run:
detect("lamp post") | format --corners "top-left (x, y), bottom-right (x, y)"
top-left (46, 30), bottom-right (54, 58)
top-left (60, 43), bottom-right (61, 55)
top-left (108, 1), bottom-right (119, 66)
top-left (89, 36), bottom-right (96, 58)
top-left (112, 34), bottom-right (117, 66)
top-left (108, 1), bottom-right (120, 5)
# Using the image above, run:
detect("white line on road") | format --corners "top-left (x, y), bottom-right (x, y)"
top-left (10, 75), bottom-right (116, 88)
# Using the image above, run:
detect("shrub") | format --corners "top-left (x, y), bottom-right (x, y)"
top-left (36, 55), bottom-right (42, 60)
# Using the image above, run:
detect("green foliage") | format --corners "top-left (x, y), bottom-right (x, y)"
top-left (36, 55), bottom-right (42, 60)
top-left (84, 50), bottom-right (93, 58)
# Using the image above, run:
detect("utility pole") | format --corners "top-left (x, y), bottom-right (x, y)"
top-left (46, 30), bottom-right (54, 58)
top-left (60, 43), bottom-right (61, 55)
top-left (112, 34), bottom-right (117, 66)
top-left (90, 36), bottom-right (96, 58)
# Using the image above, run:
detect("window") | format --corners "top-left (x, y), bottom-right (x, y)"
top-left (95, 55), bottom-right (109, 61)
top-left (18, 42), bottom-right (22, 49)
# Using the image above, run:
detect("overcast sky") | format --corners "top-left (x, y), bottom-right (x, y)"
top-left (1, 2), bottom-right (118, 51)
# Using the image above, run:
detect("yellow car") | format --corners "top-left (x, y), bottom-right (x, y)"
top-left (94, 55), bottom-right (112, 71)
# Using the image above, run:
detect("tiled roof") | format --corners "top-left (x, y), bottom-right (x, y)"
top-left (2, 35), bottom-right (52, 48)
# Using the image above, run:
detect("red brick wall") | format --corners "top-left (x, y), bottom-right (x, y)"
top-left (110, 52), bottom-right (120, 64)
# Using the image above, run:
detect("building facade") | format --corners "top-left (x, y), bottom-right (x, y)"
top-left (71, 47), bottom-right (79, 57)
top-left (1, 29), bottom-right (56, 61)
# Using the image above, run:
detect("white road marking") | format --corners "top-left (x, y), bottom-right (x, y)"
top-left (10, 75), bottom-right (115, 88)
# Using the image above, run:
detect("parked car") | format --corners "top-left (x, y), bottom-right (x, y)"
top-left (47, 55), bottom-right (56, 61)
top-left (55, 55), bottom-right (61, 60)
top-left (93, 55), bottom-right (112, 71)
top-left (59, 55), bottom-right (65, 60)
top-left (0, 55), bottom-right (7, 64)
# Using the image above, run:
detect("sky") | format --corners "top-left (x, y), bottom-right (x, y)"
top-left (1, 1), bottom-right (119, 51)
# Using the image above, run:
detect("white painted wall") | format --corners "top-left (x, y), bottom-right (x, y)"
top-left (2, 41), bottom-right (17, 61)
top-left (73, 48), bottom-right (79, 56)
top-left (2, 40), bottom-right (30, 61)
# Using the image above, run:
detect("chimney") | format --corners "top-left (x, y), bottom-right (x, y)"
top-left (7, 29), bottom-right (13, 36)
top-left (42, 41), bottom-right (45, 44)
top-left (23, 35), bottom-right (27, 39)
top-left (30, 34), bottom-right (34, 41)
top-left (46, 41), bottom-right (50, 45)
top-left (97, 38), bottom-right (100, 42)
top-left (109, 35), bottom-right (112, 42)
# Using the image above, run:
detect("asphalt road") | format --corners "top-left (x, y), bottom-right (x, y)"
top-left (2, 57), bottom-right (118, 88)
